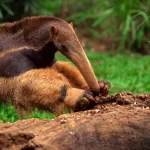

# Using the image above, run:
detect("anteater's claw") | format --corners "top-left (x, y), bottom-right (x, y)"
top-left (98, 80), bottom-right (111, 96)
top-left (74, 97), bottom-right (90, 112)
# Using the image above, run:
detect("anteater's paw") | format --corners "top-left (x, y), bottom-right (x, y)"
top-left (74, 90), bottom-right (97, 112)
top-left (98, 80), bottom-right (111, 96)
top-left (74, 96), bottom-right (90, 112)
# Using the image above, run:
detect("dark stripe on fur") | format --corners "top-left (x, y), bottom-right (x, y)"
top-left (59, 85), bottom-right (67, 102)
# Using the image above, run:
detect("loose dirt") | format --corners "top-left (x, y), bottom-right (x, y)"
top-left (93, 92), bottom-right (150, 111)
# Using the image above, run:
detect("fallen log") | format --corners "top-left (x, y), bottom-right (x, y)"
top-left (0, 92), bottom-right (150, 150)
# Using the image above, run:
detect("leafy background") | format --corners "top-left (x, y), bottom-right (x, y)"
top-left (0, 0), bottom-right (149, 122)
top-left (0, 0), bottom-right (150, 53)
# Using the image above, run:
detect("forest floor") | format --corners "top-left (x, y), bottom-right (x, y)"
top-left (0, 92), bottom-right (149, 150)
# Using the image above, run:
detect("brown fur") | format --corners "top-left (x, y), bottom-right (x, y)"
top-left (0, 16), bottom-right (99, 92)
top-left (0, 42), bottom-right (56, 77)
top-left (0, 62), bottom-right (89, 117)
top-left (0, 16), bottom-right (64, 51)
top-left (0, 16), bottom-right (79, 77)
top-left (52, 61), bottom-right (88, 89)
top-left (0, 16), bottom-right (101, 117)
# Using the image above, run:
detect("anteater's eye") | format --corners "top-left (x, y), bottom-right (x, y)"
top-left (62, 45), bottom-right (68, 52)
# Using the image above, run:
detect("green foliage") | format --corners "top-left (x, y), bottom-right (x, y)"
top-left (0, 0), bottom-right (149, 51)
top-left (0, 0), bottom-right (42, 21)
top-left (88, 51), bottom-right (150, 93)
top-left (0, 0), bottom-right (14, 20)
top-left (0, 0), bottom-right (63, 22)
top-left (65, 0), bottom-right (150, 51)
top-left (0, 103), bottom-right (55, 123)
top-left (0, 51), bottom-right (149, 122)
top-left (0, 103), bottom-right (18, 122)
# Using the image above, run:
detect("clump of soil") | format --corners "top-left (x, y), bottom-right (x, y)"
top-left (93, 92), bottom-right (150, 112)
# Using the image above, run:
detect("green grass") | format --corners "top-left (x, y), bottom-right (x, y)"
top-left (0, 51), bottom-right (150, 122)
top-left (88, 51), bottom-right (150, 94)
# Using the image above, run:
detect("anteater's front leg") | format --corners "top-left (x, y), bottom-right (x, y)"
top-left (52, 61), bottom-right (88, 89)
top-left (52, 61), bottom-right (111, 96)
top-left (14, 68), bottom-right (90, 117)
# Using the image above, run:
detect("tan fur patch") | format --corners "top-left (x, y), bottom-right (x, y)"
top-left (0, 64), bottom-right (87, 117)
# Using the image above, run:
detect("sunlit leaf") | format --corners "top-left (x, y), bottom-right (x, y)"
top-left (1, 3), bottom-right (14, 16)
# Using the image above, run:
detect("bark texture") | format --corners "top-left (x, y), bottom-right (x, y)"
top-left (0, 92), bottom-right (150, 150)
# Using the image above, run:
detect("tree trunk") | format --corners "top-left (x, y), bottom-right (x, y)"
top-left (0, 92), bottom-right (150, 150)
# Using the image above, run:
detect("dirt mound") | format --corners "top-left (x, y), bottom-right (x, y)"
top-left (0, 92), bottom-right (150, 150)
top-left (93, 92), bottom-right (150, 111)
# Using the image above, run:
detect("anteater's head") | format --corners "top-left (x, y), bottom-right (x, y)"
top-left (49, 19), bottom-right (99, 93)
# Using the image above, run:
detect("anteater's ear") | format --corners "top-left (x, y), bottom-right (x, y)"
top-left (70, 22), bottom-right (73, 27)
top-left (50, 26), bottom-right (58, 37)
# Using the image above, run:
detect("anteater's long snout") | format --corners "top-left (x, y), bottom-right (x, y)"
top-left (64, 47), bottom-right (100, 93)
